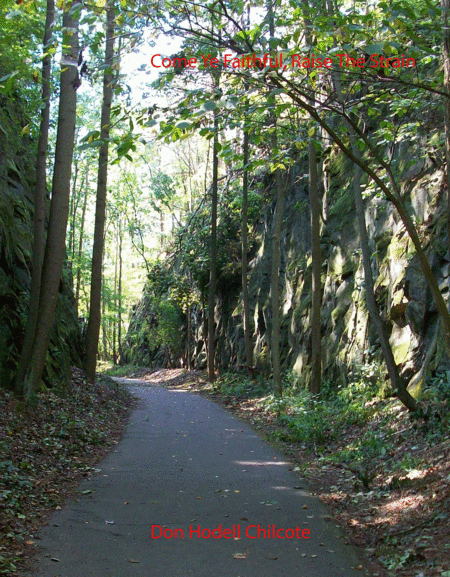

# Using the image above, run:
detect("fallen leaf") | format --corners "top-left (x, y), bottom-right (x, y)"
top-left (233, 553), bottom-right (247, 559)
top-left (50, 558), bottom-right (60, 562)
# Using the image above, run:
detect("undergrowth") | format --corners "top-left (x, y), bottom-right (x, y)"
top-left (212, 368), bottom-right (450, 469)
top-left (100, 362), bottom-right (146, 377)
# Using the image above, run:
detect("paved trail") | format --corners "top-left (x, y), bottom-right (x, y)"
top-left (31, 376), bottom-right (372, 576)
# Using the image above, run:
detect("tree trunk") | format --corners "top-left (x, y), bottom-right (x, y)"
top-left (207, 101), bottom-right (219, 382)
top-left (160, 211), bottom-right (164, 248)
top-left (15, 0), bottom-right (55, 396)
top-left (101, 290), bottom-right (108, 360)
top-left (118, 217), bottom-right (123, 361)
top-left (441, 0), bottom-right (450, 254)
top-left (75, 165), bottom-right (88, 313)
top-left (302, 0), bottom-right (322, 395)
top-left (68, 158), bottom-right (79, 257)
top-left (309, 134), bottom-right (322, 394)
top-left (330, 48), bottom-right (419, 412)
top-left (187, 302), bottom-right (192, 370)
top-left (113, 219), bottom-right (118, 364)
top-left (352, 159), bottom-right (418, 411)
top-left (242, 116), bottom-right (253, 370)
top-left (84, 0), bottom-right (116, 383)
top-left (270, 167), bottom-right (286, 397)
top-left (22, 0), bottom-right (80, 400)
top-left (268, 0), bottom-right (285, 396)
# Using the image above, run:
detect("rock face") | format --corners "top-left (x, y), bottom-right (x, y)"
top-left (0, 102), bottom-right (81, 391)
top-left (195, 162), bottom-right (449, 388)
top-left (125, 157), bottom-right (449, 390)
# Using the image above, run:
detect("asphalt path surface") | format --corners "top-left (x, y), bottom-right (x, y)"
top-left (30, 377), bottom-right (373, 577)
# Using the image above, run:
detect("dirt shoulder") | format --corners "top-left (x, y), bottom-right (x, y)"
top-left (0, 368), bottom-right (136, 576)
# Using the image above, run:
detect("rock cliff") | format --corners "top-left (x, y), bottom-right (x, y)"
top-left (124, 152), bottom-right (449, 391)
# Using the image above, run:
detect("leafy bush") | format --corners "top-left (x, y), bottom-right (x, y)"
top-left (213, 373), bottom-right (270, 398)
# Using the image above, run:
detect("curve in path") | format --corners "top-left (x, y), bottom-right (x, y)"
top-left (30, 375), bottom-right (372, 577)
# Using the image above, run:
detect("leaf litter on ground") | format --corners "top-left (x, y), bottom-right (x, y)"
top-left (0, 368), bottom-right (135, 576)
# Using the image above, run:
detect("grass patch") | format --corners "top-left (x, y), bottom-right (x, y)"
top-left (99, 363), bottom-right (146, 378)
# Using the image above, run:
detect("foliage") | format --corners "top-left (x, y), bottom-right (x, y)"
top-left (212, 372), bottom-right (271, 399)
top-left (147, 297), bottom-right (185, 361)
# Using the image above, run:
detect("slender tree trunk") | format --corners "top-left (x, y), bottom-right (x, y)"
top-left (270, 166), bottom-right (286, 397)
top-left (240, 3), bottom-right (254, 371)
top-left (207, 101), bottom-right (219, 382)
top-left (101, 290), bottom-right (108, 361)
top-left (84, 1), bottom-right (116, 382)
top-left (75, 165), bottom-right (88, 313)
top-left (187, 302), bottom-right (192, 370)
top-left (113, 220), bottom-right (118, 364)
top-left (160, 212), bottom-right (164, 248)
top-left (15, 0), bottom-right (55, 396)
top-left (266, 0), bottom-right (286, 396)
top-left (118, 218), bottom-right (123, 361)
top-left (242, 117), bottom-right (253, 370)
top-left (22, 0), bottom-right (80, 400)
top-left (330, 47), bottom-right (419, 411)
top-left (309, 135), bottom-right (322, 394)
top-left (352, 159), bottom-right (418, 411)
top-left (69, 159), bottom-right (79, 257)
top-left (442, 0), bottom-right (450, 252)
top-left (302, 0), bottom-right (322, 395)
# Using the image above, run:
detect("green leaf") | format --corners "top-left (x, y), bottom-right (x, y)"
top-left (202, 100), bottom-right (217, 111)
top-left (365, 43), bottom-right (384, 55)
top-left (175, 121), bottom-right (192, 130)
